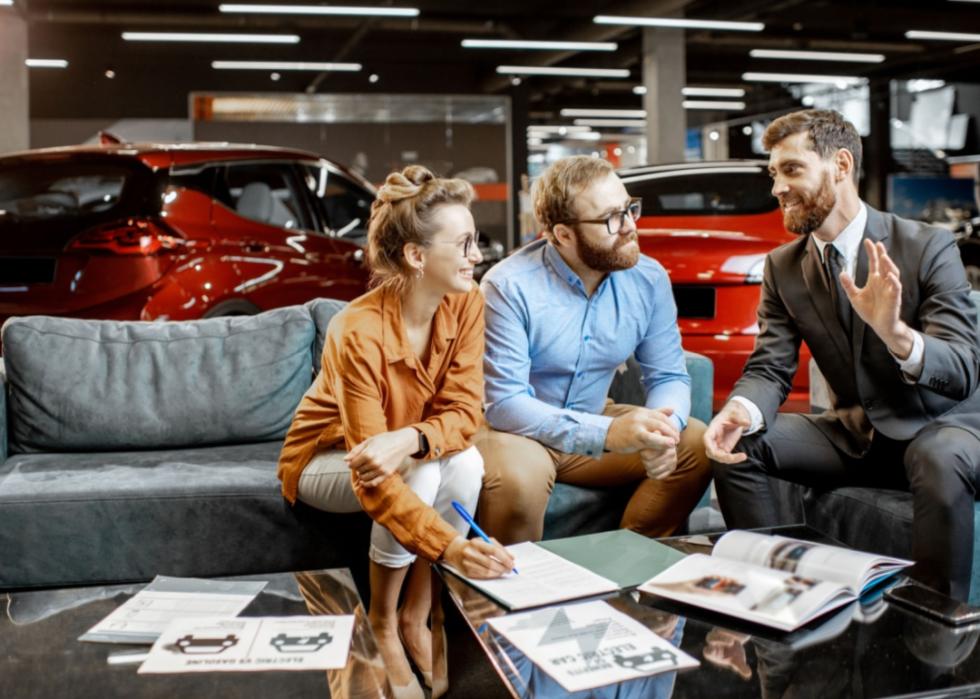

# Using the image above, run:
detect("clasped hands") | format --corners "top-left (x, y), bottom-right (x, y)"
top-left (605, 406), bottom-right (680, 480)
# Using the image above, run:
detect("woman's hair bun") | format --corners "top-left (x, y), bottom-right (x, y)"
top-left (376, 165), bottom-right (435, 205)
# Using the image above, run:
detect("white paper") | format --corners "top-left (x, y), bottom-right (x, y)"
top-left (445, 542), bottom-right (619, 610)
top-left (488, 600), bottom-right (698, 692)
top-left (80, 576), bottom-right (267, 644)
top-left (137, 616), bottom-right (355, 673)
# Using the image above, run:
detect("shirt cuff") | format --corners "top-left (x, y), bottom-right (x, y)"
top-left (730, 396), bottom-right (765, 434)
top-left (892, 330), bottom-right (924, 383)
top-left (575, 412), bottom-right (614, 457)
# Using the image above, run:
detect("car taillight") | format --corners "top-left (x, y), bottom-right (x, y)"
top-left (68, 217), bottom-right (184, 255)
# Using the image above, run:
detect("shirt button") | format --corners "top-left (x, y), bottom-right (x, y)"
top-left (584, 336), bottom-right (590, 342)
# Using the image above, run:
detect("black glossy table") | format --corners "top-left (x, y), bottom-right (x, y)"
top-left (0, 569), bottom-right (391, 699)
top-left (438, 526), bottom-right (980, 699)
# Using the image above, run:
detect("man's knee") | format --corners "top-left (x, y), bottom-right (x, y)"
top-left (905, 428), bottom-right (978, 506)
top-left (476, 429), bottom-right (556, 496)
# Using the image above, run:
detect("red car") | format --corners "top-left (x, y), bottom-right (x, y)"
top-left (619, 160), bottom-right (812, 411)
top-left (0, 142), bottom-right (374, 330)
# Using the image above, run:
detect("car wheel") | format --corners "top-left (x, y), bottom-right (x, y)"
top-left (202, 299), bottom-right (262, 318)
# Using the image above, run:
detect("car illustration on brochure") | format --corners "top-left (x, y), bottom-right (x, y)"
top-left (173, 633), bottom-right (239, 654)
top-left (612, 646), bottom-right (679, 670)
top-left (270, 631), bottom-right (334, 653)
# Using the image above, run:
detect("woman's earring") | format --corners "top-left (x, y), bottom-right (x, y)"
top-left (416, 266), bottom-right (424, 281)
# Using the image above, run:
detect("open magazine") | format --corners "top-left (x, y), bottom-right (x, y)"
top-left (639, 530), bottom-right (912, 631)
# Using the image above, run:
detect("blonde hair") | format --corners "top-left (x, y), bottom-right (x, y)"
top-left (366, 165), bottom-right (475, 293)
top-left (533, 156), bottom-right (614, 238)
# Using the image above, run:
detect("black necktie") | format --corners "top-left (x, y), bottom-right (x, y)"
top-left (823, 245), bottom-right (852, 334)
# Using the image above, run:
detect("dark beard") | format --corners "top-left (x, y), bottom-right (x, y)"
top-left (574, 229), bottom-right (640, 272)
top-left (782, 171), bottom-right (836, 235)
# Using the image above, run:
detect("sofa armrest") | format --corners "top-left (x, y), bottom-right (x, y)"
top-left (606, 351), bottom-right (714, 425)
top-left (0, 360), bottom-right (7, 461)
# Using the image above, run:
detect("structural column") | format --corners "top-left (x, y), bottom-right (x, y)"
top-left (863, 77), bottom-right (890, 210)
top-left (642, 26), bottom-right (686, 164)
top-left (508, 81), bottom-right (529, 251)
top-left (0, 7), bottom-right (29, 155)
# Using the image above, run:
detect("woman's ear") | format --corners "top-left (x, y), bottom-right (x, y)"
top-left (403, 241), bottom-right (425, 271)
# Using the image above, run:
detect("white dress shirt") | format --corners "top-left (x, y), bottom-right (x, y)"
top-left (733, 202), bottom-right (925, 433)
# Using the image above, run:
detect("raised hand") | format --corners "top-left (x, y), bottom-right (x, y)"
top-left (839, 239), bottom-right (914, 358)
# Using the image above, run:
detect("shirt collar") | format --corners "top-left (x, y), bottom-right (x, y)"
top-left (813, 201), bottom-right (867, 264)
top-left (543, 242), bottom-right (588, 294)
top-left (380, 284), bottom-right (459, 366)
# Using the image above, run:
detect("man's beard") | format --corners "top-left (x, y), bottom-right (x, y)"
top-left (575, 229), bottom-right (640, 272)
top-left (781, 171), bottom-right (836, 235)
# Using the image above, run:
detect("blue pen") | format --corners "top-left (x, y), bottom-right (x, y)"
top-left (451, 500), bottom-right (519, 574)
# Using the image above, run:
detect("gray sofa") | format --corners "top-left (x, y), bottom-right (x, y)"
top-left (0, 300), bottom-right (714, 591)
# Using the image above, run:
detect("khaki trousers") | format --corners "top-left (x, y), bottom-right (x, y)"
top-left (475, 403), bottom-right (711, 544)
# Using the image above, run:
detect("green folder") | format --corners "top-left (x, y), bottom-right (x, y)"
top-left (537, 529), bottom-right (686, 590)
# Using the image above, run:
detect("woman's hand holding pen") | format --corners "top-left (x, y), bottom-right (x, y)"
top-left (345, 428), bottom-right (418, 488)
top-left (442, 536), bottom-right (515, 579)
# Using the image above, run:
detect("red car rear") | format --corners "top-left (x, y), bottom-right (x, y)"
top-left (0, 143), bottom-right (373, 331)
top-left (619, 160), bottom-right (811, 411)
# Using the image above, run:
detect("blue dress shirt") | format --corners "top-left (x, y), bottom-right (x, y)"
top-left (481, 238), bottom-right (691, 457)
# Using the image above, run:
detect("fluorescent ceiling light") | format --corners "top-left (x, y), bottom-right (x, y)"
top-left (621, 166), bottom-right (763, 184)
top-left (560, 108), bottom-right (646, 118)
top-left (212, 61), bottom-right (361, 71)
top-left (742, 71), bottom-right (865, 85)
top-left (682, 86), bottom-right (746, 97)
top-left (463, 39), bottom-right (616, 51)
top-left (497, 65), bottom-right (630, 78)
top-left (0, 1), bottom-right (14, 6)
top-left (122, 32), bottom-right (300, 44)
top-left (633, 86), bottom-right (647, 95)
top-left (682, 100), bottom-right (746, 110)
top-left (749, 48), bottom-right (885, 63)
top-left (567, 132), bottom-right (602, 140)
top-left (906, 30), bottom-right (980, 42)
top-left (573, 118), bottom-right (646, 128)
top-left (594, 15), bottom-right (764, 32)
top-left (25, 58), bottom-right (68, 68)
top-left (219, 3), bottom-right (419, 16)
top-left (527, 125), bottom-right (592, 133)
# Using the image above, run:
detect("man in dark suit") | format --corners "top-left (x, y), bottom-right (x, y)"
top-left (705, 109), bottom-right (980, 600)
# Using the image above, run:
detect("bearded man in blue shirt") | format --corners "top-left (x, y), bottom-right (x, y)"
top-left (476, 155), bottom-right (712, 543)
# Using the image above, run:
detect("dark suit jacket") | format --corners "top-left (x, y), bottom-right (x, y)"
top-left (731, 205), bottom-right (980, 456)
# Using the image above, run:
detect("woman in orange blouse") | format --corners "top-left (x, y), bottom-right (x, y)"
top-left (278, 166), bottom-right (513, 697)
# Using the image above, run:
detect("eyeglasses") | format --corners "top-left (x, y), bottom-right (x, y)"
top-left (559, 198), bottom-right (642, 235)
top-left (427, 230), bottom-right (484, 257)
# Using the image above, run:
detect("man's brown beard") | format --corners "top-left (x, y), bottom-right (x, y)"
top-left (574, 229), bottom-right (640, 272)
top-left (781, 171), bottom-right (836, 235)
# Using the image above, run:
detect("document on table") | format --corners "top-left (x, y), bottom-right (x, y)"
top-left (443, 541), bottom-right (619, 610)
top-left (138, 615), bottom-right (355, 674)
top-left (488, 600), bottom-right (699, 692)
top-left (79, 576), bottom-right (267, 644)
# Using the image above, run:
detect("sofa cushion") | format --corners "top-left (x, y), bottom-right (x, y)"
top-left (1, 307), bottom-right (315, 453)
top-left (306, 297), bottom-right (348, 372)
top-left (0, 441), bottom-right (371, 588)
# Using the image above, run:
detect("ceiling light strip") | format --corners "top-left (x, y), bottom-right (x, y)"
top-left (218, 3), bottom-right (419, 17)
top-left (742, 71), bottom-right (865, 85)
top-left (906, 30), bottom-right (980, 42)
top-left (463, 39), bottom-right (616, 51)
top-left (211, 61), bottom-right (362, 71)
top-left (497, 65), bottom-right (630, 78)
top-left (594, 15), bottom-right (764, 32)
top-left (560, 108), bottom-right (646, 118)
top-left (749, 48), bottom-right (885, 63)
top-left (573, 118), bottom-right (647, 128)
top-left (682, 100), bottom-right (746, 110)
top-left (681, 86), bottom-right (746, 97)
top-left (25, 58), bottom-right (68, 68)
top-left (122, 31), bottom-right (300, 43)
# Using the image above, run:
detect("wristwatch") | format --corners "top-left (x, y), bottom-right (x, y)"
top-left (412, 429), bottom-right (429, 459)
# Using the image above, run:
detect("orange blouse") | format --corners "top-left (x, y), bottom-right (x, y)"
top-left (277, 283), bottom-right (485, 562)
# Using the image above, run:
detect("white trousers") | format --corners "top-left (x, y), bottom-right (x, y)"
top-left (296, 445), bottom-right (484, 568)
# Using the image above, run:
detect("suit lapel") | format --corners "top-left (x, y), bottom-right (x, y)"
top-left (853, 206), bottom-right (891, 360)
top-left (802, 235), bottom-right (852, 360)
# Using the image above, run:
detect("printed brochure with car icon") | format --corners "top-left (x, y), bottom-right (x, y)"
top-left (139, 616), bottom-right (354, 674)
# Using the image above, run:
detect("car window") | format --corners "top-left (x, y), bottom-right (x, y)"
top-left (219, 163), bottom-right (314, 230)
top-left (622, 170), bottom-right (777, 216)
top-left (0, 163), bottom-right (130, 221)
top-left (301, 164), bottom-right (373, 238)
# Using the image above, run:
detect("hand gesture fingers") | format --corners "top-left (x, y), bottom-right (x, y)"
top-left (461, 538), bottom-right (514, 579)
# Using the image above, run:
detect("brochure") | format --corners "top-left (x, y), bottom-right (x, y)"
top-left (639, 530), bottom-right (911, 631)
top-left (487, 600), bottom-right (698, 692)
top-left (79, 575), bottom-right (267, 644)
top-left (442, 541), bottom-right (619, 611)
top-left (138, 615), bottom-right (354, 674)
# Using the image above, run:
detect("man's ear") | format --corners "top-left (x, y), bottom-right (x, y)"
top-left (834, 148), bottom-right (855, 184)
top-left (551, 223), bottom-right (575, 247)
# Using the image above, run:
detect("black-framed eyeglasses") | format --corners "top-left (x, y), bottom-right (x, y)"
top-left (428, 230), bottom-right (484, 257)
top-left (559, 198), bottom-right (642, 235)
